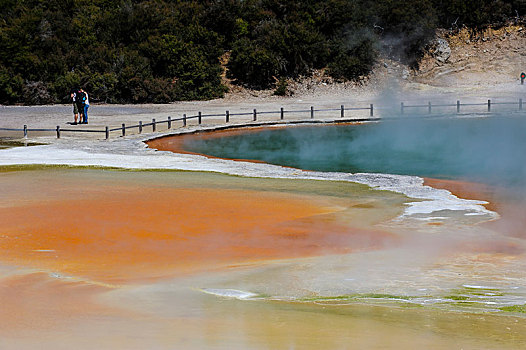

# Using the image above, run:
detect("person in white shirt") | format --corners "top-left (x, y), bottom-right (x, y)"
top-left (80, 88), bottom-right (90, 124)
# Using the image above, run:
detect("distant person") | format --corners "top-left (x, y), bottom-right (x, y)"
top-left (76, 88), bottom-right (86, 124)
top-left (71, 89), bottom-right (79, 124)
top-left (80, 88), bottom-right (89, 124)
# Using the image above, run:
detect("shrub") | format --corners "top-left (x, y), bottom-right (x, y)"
top-left (22, 81), bottom-right (53, 105)
top-left (329, 37), bottom-right (376, 80)
top-left (273, 77), bottom-right (289, 96)
top-left (0, 66), bottom-right (23, 104)
top-left (228, 38), bottom-right (283, 88)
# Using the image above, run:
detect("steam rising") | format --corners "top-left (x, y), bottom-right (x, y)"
top-left (184, 113), bottom-right (526, 192)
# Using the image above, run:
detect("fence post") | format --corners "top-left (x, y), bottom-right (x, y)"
top-left (226, 110), bottom-right (229, 123)
top-left (139, 121), bottom-right (143, 133)
top-left (280, 107), bottom-right (284, 120)
top-left (183, 114), bottom-right (187, 127)
top-left (253, 109), bottom-right (257, 121)
top-left (370, 104), bottom-right (374, 117)
top-left (56, 126), bottom-right (60, 139)
top-left (428, 102), bottom-right (432, 114)
top-left (310, 106), bottom-right (314, 119)
top-left (23, 125), bottom-right (27, 138)
top-left (457, 100), bottom-right (460, 113)
top-left (401, 102), bottom-right (404, 114)
top-left (488, 99), bottom-right (491, 112)
top-left (152, 118), bottom-right (156, 132)
top-left (105, 126), bottom-right (109, 140)
top-left (168, 116), bottom-right (172, 129)
top-left (198, 112), bottom-right (202, 125)
top-left (520, 98), bottom-right (523, 111)
top-left (341, 105), bottom-right (344, 118)
top-left (122, 123), bottom-right (126, 137)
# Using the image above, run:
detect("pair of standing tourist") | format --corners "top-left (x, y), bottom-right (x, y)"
top-left (71, 88), bottom-right (90, 124)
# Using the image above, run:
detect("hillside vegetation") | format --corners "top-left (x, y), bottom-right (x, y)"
top-left (1, 0), bottom-right (525, 104)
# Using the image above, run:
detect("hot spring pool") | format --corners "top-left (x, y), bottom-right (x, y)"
top-left (2, 113), bottom-right (526, 349)
top-left (176, 115), bottom-right (526, 189)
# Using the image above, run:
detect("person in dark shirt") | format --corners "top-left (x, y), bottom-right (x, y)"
top-left (71, 90), bottom-right (80, 124)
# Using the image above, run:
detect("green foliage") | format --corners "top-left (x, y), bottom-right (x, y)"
top-left (84, 72), bottom-right (118, 104)
top-left (0, 66), bottom-right (23, 104)
top-left (273, 77), bottom-right (289, 96)
top-left (229, 38), bottom-right (283, 88)
top-left (0, 0), bottom-right (227, 104)
top-left (329, 35), bottom-right (376, 80)
top-left (228, 2), bottom-right (330, 88)
top-left (433, 0), bottom-right (516, 28)
top-left (0, 0), bottom-right (523, 104)
top-left (53, 72), bottom-right (82, 101)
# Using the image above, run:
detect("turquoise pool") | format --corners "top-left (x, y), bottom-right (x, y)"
top-left (183, 115), bottom-right (526, 189)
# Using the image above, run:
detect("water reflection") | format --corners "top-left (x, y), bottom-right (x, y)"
top-left (0, 137), bottom-right (42, 149)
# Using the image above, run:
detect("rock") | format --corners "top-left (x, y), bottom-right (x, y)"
top-left (433, 38), bottom-right (451, 63)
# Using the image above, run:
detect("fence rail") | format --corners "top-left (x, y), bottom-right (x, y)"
top-left (1, 98), bottom-right (524, 140)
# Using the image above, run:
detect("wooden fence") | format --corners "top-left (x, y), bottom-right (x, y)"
top-left (1, 98), bottom-right (524, 140)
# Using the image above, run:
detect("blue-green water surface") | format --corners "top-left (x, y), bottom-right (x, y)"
top-left (184, 115), bottom-right (526, 189)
